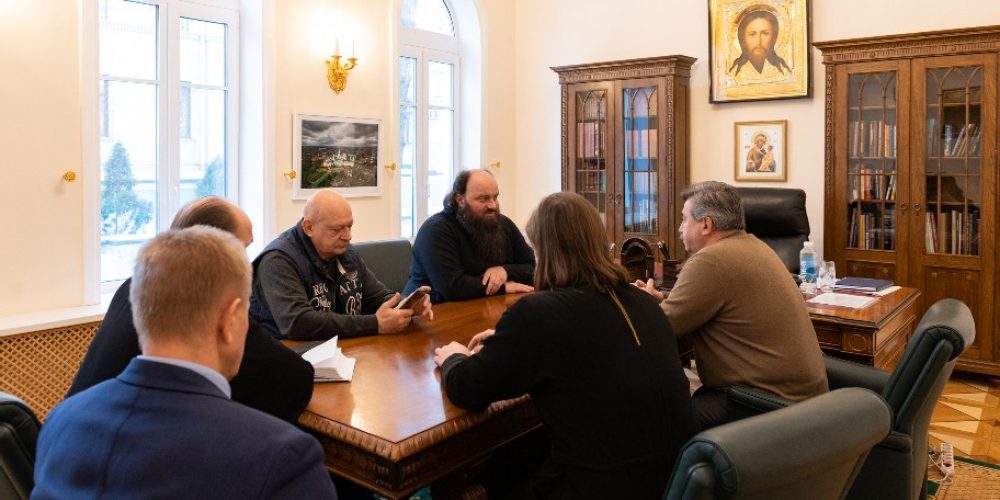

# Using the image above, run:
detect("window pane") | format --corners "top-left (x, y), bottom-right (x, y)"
top-left (400, 105), bottom-right (417, 237)
top-left (401, 0), bottom-right (454, 36)
top-left (427, 108), bottom-right (453, 213)
top-left (181, 88), bottom-right (227, 205)
top-left (400, 56), bottom-right (418, 236)
top-left (100, 81), bottom-right (158, 283)
top-left (428, 61), bottom-right (453, 107)
top-left (99, 0), bottom-right (157, 80)
top-left (180, 17), bottom-right (226, 86)
top-left (400, 56), bottom-right (417, 105)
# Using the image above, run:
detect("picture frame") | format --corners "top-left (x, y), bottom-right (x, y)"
top-left (734, 120), bottom-right (787, 181)
top-left (292, 114), bottom-right (382, 199)
top-left (708, 0), bottom-right (811, 103)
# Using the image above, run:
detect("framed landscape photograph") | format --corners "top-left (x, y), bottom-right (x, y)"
top-left (292, 114), bottom-right (382, 199)
top-left (708, 0), bottom-right (810, 103)
top-left (734, 120), bottom-right (787, 181)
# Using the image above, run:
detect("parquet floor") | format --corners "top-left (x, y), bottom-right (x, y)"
top-left (929, 373), bottom-right (1000, 463)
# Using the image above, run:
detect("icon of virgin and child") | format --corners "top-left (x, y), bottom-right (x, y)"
top-left (746, 132), bottom-right (776, 173)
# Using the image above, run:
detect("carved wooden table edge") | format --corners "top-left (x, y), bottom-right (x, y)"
top-left (806, 287), bottom-right (920, 329)
top-left (299, 395), bottom-right (542, 499)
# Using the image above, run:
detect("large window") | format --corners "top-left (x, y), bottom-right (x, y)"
top-left (97, 0), bottom-right (238, 284)
top-left (399, 0), bottom-right (459, 237)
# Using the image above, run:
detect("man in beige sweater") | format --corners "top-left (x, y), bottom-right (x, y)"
top-left (638, 181), bottom-right (827, 430)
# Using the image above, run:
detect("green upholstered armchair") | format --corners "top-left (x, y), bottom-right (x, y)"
top-left (727, 298), bottom-right (975, 500)
top-left (351, 238), bottom-right (413, 293)
top-left (0, 392), bottom-right (41, 500)
top-left (663, 387), bottom-right (890, 500)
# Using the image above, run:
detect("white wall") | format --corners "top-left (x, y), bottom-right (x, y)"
top-left (511, 0), bottom-right (1000, 260)
top-left (0, 0), bottom-right (84, 316)
top-left (268, 0), bottom-right (516, 244)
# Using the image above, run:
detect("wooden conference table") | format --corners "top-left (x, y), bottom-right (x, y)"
top-left (296, 293), bottom-right (538, 499)
top-left (297, 286), bottom-right (920, 497)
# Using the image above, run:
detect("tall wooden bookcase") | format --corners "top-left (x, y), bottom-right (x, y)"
top-left (816, 26), bottom-right (1000, 374)
top-left (552, 56), bottom-right (695, 262)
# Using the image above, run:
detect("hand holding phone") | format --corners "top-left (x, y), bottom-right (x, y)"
top-left (396, 286), bottom-right (431, 309)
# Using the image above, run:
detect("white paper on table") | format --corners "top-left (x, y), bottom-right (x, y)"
top-left (301, 336), bottom-right (356, 382)
top-left (807, 292), bottom-right (877, 309)
top-left (870, 285), bottom-right (901, 297)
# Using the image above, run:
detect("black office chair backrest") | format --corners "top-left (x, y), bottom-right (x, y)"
top-left (735, 187), bottom-right (809, 275)
top-left (351, 238), bottom-right (413, 292)
top-left (663, 387), bottom-right (890, 500)
top-left (882, 298), bottom-right (974, 495)
top-left (0, 392), bottom-right (41, 500)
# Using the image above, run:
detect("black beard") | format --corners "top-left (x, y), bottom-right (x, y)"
top-left (457, 206), bottom-right (509, 265)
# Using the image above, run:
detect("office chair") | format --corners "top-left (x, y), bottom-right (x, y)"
top-left (0, 391), bottom-right (41, 500)
top-left (727, 298), bottom-right (975, 500)
top-left (735, 187), bottom-right (810, 276)
top-left (663, 387), bottom-right (890, 500)
top-left (351, 238), bottom-right (413, 292)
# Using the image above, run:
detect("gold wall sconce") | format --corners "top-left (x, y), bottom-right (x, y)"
top-left (326, 39), bottom-right (357, 94)
top-left (384, 163), bottom-right (397, 171)
top-left (283, 170), bottom-right (297, 180)
top-left (63, 171), bottom-right (77, 182)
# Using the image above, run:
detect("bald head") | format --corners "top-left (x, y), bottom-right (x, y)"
top-left (171, 196), bottom-right (253, 248)
top-left (302, 189), bottom-right (354, 260)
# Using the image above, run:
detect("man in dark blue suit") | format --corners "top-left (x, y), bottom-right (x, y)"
top-left (32, 227), bottom-right (337, 499)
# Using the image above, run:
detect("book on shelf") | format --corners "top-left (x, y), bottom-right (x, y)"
top-left (300, 336), bottom-right (356, 382)
top-left (925, 212), bottom-right (936, 253)
top-left (834, 277), bottom-right (895, 292)
top-left (851, 120), bottom-right (897, 157)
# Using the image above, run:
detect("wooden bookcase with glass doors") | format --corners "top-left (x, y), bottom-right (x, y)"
top-left (816, 26), bottom-right (999, 374)
top-left (552, 56), bottom-right (695, 264)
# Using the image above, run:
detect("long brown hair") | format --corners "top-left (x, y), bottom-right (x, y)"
top-left (526, 192), bottom-right (628, 292)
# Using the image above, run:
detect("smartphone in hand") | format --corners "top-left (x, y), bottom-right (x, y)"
top-left (396, 286), bottom-right (430, 309)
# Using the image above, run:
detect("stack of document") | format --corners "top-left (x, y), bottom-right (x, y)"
top-left (300, 336), bottom-right (356, 382)
top-left (807, 293), bottom-right (877, 309)
top-left (834, 277), bottom-right (894, 293)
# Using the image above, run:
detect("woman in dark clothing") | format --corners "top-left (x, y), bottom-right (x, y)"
top-left (434, 192), bottom-right (695, 499)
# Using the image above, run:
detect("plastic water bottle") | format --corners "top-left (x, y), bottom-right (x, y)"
top-left (799, 241), bottom-right (817, 294)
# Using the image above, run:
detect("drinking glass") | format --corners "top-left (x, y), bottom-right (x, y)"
top-left (818, 260), bottom-right (837, 293)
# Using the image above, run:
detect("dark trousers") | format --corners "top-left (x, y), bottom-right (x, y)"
top-left (691, 386), bottom-right (731, 432)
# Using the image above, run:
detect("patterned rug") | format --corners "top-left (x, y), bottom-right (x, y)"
top-left (928, 455), bottom-right (1000, 499)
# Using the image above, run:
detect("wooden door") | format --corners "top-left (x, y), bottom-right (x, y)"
top-left (910, 54), bottom-right (997, 368)
top-left (567, 81), bottom-right (617, 246)
top-left (614, 77), bottom-right (667, 251)
top-left (833, 60), bottom-right (911, 284)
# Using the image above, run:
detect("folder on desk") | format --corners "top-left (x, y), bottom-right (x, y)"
top-left (833, 277), bottom-right (894, 293)
top-left (300, 336), bottom-right (356, 382)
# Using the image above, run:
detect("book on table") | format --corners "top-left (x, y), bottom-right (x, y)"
top-left (833, 277), bottom-right (894, 293)
top-left (300, 336), bottom-right (356, 382)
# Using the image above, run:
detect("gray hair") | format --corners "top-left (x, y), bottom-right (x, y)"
top-left (680, 181), bottom-right (746, 231)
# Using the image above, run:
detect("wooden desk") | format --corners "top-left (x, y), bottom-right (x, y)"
top-left (296, 294), bottom-right (540, 499)
top-left (806, 287), bottom-right (921, 370)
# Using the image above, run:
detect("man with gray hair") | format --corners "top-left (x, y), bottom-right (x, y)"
top-left (33, 227), bottom-right (337, 499)
top-left (637, 181), bottom-right (827, 431)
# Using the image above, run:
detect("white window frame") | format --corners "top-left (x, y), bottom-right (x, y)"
top-left (399, 10), bottom-right (461, 236)
top-left (84, 0), bottom-right (240, 297)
